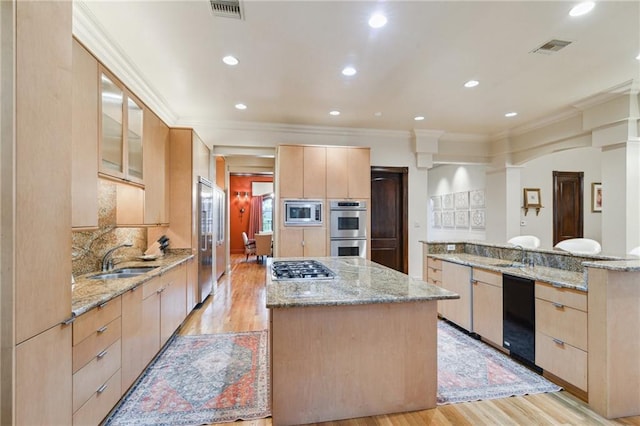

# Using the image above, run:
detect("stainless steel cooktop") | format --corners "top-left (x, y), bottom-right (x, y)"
top-left (271, 260), bottom-right (336, 281)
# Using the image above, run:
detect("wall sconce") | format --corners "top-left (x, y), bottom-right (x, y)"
top-left (235, 191), bottom-right (250, 198)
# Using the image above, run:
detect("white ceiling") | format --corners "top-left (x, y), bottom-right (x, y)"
top-left (78, 0), bottom-right (639, 142)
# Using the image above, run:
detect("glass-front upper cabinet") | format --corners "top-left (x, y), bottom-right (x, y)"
top-left (99, 68), bottom-right (144, 185)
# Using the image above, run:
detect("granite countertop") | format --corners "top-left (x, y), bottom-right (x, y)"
top-left (72, 252), bottom-right (194, 316)
top-left (582, 259), bottom-right (640, 272)
top-left (427, 253), bottom-right (587, 291)
top-left (266, 256), bottom-right (459, 309)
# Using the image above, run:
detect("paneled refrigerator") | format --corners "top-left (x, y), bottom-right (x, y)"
top-left (213, 186), bottom-right (226, 281)
top-left (197, 177), bottom-right (213, 303)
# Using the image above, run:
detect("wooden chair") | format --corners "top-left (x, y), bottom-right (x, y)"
top-left (242, 231), bottom-right (256, 261)
top-left (255, 233), bottom-right (273, 264)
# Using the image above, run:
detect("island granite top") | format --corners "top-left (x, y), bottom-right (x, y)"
top-left (72, 252), bottom-right (194, 317)
top-left (266, 256), bottom-right (459, 309)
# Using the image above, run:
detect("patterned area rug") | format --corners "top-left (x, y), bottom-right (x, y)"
top-left (105, 330), bottom-right (269, 425)
top-left (437, 320), bottom-right (561, 404)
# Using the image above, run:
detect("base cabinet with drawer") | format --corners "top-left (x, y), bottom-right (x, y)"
top-left (535, 281), bottom-right (588, 391)
top-left (472, 268), bottom-right (503, 346)
top-left (439, 261), bottom-right (472, 331)
top-left (424, 257), bottom-right (444, 315)
top-left (72, 297), bottom-right (122, 425)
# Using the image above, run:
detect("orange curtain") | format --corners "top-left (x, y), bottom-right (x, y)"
top-left (248, 196), bottom-right (262, 239)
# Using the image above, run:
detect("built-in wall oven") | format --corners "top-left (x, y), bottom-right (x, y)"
top-left (330, 200), bottom-right (367, 258)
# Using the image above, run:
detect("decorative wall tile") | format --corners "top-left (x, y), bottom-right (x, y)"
top-left (455, 210), bottom-right (469, 228)
top-left (455, 192), bottom-right (469, 210)
top-left (470, 189), bottom-right (485, 208)
top-left (442, 211), bottom-right (455, 228)
top-left (431, 195), bottom-right (442, 211)
top-left (443, 193), bottom-right (454, 210)
top-left (470, 209), bottom-right (486, 229)
top-left (433, 211), bottom-right (442, 228)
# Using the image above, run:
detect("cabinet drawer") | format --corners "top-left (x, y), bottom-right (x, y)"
top-left (535, 282), bottom-right (586, 311)
top-left (427, 257), bottom-right (442, 270)
top-left (536, 298), bottom-right (587, 351)
top-left (427, 267), bottom-right (442, 283)
top-left (536, 331), bottom-right (587, 391)
top-left (427, 276), bottom-right (443, 287)
top-left (73, 317), bottom-right (121, 373)
top-left (73, 296), bottom-right (121, 345)
top-left (473, 268), bottom-right (502, 287)
top-left (72, 369), bottom-right (121, 426)
top-left (142, 275), bottom-right (164, 299)
top-left (73, 339), bottom-right (121, 413)
top-left (162, 262), bottom-right (185, 286)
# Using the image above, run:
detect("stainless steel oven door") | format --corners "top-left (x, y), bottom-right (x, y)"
top-left (330, 239), bottom-right (367, 258)
top-left (330, 209), bottom-right (367, 239)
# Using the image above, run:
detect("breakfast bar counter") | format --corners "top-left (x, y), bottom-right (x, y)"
top-left (266, 257), bottom-right (458, 426)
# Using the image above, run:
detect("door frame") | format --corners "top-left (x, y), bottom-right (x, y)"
top-left (370, 166), bottom-right (409, 273)
top-left (552, 170), bottom-right (584, 245)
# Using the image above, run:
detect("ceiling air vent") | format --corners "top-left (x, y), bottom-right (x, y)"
top-left (531, 39), bottom-right (572, 55)
top-left (210, 0), bottom-right (243, 19)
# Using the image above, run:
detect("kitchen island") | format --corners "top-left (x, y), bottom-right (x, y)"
top-left (266, 256), bottom-right (458, 426)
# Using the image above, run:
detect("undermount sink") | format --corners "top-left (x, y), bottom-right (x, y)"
top-left (89, 266), bottom-right (157, 280)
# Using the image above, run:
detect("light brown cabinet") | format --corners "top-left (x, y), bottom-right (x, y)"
top-left (535, 282), bottom-right (588, 391)
top-left (186, 257), bottom-right (198, 313)
top-left (143, 107), bottom-right (170, 225)
top-left (71, 39), bottom-right (99, 229)
top-left (472, 268), bottom-right (503, 346)
top-left (99, 67), bottom-right (145, 185)
top-left (115, 182), bottom-right (144, 226)
top-left (439, 261), bottom-right (472, 331)
top-left (72, 297), bottom-right (122, 425)
top-left (160, 263), bottom-right (188, 346)
top-left (326, 146), bottom-right (371, 199)
top-left (279, 228), bottom-right (327, 258)
top-left (278, 145), bottom-right (326, 198)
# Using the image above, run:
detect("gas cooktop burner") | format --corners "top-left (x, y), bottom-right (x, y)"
top-left (271, 260), bottom-right (336, 281)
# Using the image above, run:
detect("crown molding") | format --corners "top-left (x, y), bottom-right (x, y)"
top-left (491, 107), bottom-right (582, 140)
top-left (572, 79), bottom-right (639, 111)
top-left (177, 118), bottom-right (413, 140)
top-left (72, 1), bottom-right (178, 126)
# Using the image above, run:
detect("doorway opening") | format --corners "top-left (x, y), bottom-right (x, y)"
top-left (370, 167), bottom-right (408, 273)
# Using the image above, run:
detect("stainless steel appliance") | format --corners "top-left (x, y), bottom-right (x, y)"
top-left (330, 200), bottom-right (367, 258)
top-left (213, 186), bottom-right (226, 282)
top-left (503, 273), bottom-right (539, 370)
top-left (197, 177), bottom-right (213, 303)
top-left (271, 260), bottom-right (335, 281)
top-left (284, 199), bottom-right (323, 226)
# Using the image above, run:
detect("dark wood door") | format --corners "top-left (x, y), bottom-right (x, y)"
top-left (370, 167), bottom-right (408, 273)
top-left (553, 171), bottom-right (584, 245)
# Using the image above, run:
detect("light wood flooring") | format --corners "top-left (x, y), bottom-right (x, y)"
top-left (180, 255), bottom-right (640, 426)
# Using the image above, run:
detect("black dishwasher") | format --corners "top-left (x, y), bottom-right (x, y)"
top-left (503, 274), bottom-right (537, 369)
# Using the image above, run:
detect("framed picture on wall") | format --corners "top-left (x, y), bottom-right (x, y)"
top-left (523, 188), bottom-right (542, 208)
top-left (469, 189), bottom-right (485, 208)
top-left (592, 182), bottom-right (602, 212)
top-left (430, 195), bottom-right (442, 211)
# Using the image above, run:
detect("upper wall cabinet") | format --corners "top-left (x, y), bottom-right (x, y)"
top-left (99, 67), bottom-right (144, 185)
top-left (326, 147), bottom-right (371, 199)
top-left (71, 39), bottom-right (99, 229)
top-left (278, 145), bottom-right (326, 199)
top-left (143, 108), bottom-right (170, 225)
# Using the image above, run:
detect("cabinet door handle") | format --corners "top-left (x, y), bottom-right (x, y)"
top-left (552, 302), bottom-right (564, 309)
top-left (98, 301), bottom-right (109, 309)
top-left (97, 349), bottom-right (108, 359)
top-left (97, 383), bottom-right (108, 394)
top-left (552, 338), bottom-right (565, 346)
top-left (97, 325), bottom-right (108, 333)
top-left (157, 287), bottom-right (165, 294)
top-left (472, 280), bottom-right (478, 285)
top-left (61, 316), bottom-right (75, 326)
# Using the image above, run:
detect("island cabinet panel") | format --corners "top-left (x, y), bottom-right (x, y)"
top-left (271, 301), bottom-right (437, 425)
top-left (71, 38), bottom-right (99, 229)
top-left (439, 261), bottom-right (472, 331)
top-left (534, 281), bottom-right (588, 392)
top-left (472, 268), bottom-right (502, 346)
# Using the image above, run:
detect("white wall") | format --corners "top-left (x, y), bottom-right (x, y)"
top-left (520, 147), bottom-right (602, 250)
top-left (427, 164), bottom-right (487, 241)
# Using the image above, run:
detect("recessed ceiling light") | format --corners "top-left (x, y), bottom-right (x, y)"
top-left (235, 103), bottom-right (247, 110)
top-left (505, 112), bottom-right (518, 118)
top-left (222, 55), bottom-right (239, 66)
top-left (464, 80), bottom-right (480, 88)
top-left (329, 110), bottom-right (340, 116)
top-left (374, 112), bottom-right (383, 117)
top-left (569, 1), bottom-right (595, 17)
top-left (368, 13), bottom-right (387, 28)
top-left (636, 53), bottom-right (640, 60)
top-left (342, 66), bottom-right (357, 76)
top-left (414, 116), bottom-right (425, 121)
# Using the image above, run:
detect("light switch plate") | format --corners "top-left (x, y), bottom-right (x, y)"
top-left (446, 244), bottom-right (456, 251)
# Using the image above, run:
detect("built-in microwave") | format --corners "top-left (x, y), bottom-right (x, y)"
top-left (284, 200), bottom-right (323, 226)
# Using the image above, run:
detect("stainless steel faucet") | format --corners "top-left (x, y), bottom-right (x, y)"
top-left (101, 243), bottom-right (133, 271)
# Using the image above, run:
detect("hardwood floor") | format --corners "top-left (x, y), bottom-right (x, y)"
top-left (180, 255), bottom-right (640, 426)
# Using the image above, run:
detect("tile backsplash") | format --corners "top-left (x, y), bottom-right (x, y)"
top-left (72, 180), bottom-right (146, 276)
